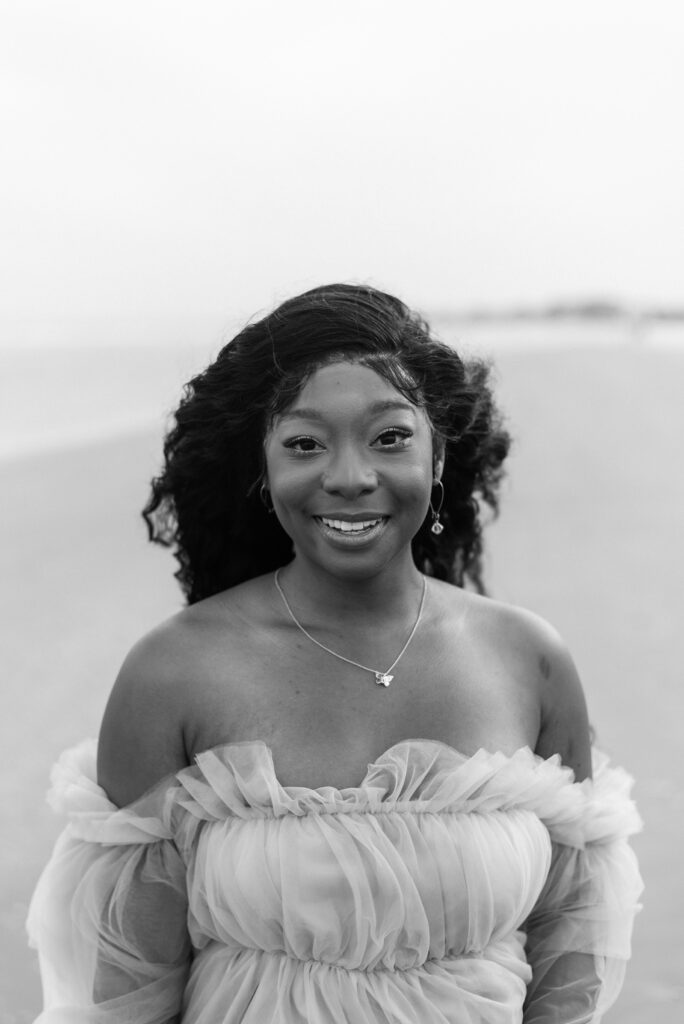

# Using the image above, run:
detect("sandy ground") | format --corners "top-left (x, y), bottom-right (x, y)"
top-left (2, 345), bottom-right (682, 1021)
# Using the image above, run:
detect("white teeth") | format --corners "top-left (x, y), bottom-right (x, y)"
top-left (320, 517), bottom-right (382, 533)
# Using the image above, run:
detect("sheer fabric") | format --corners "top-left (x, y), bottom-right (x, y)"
top-left (28, 738), bottom-right (642, 1023)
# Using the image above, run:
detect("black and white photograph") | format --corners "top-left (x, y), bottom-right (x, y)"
top-left (2, 2), bottom-right (682, 1021)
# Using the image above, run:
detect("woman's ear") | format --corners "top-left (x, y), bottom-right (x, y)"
top-left (433, 444), bottom-right (445, 482)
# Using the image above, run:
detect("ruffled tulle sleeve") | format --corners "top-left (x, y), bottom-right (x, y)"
top-left (27, 740), bottom-right (191, 1024)
top-left (523, 750), bottom-right (644, 1024)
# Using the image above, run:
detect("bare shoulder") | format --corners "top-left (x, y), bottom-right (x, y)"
top-left (97, 615), bottom-right (194, 806)
top-left (434, 581), bottom-right (592, 780)
top-left (97, 577), bottom-right (277, 807)
top-left (485, 596), bottom-right (592, 781)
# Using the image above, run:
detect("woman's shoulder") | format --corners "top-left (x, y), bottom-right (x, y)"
top-left (431, 577), bottom-right (568, 653)
top-left (432, 580), bottom-right (592, 779)
top-left (97, 575), bottom-right (280, 805)
top-left (96, 617), bottom-right (193, 806)
top-left (122, 571), bottom-right (279, 668)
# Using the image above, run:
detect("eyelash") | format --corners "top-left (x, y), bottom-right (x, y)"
top-left (375, 427), bottom-right (413, 448)
top-left (284, 435), bottom-right (321, 455)
top-left (284, 428), bottom-right (413, 455)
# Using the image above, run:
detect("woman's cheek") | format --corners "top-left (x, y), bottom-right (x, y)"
top-left (394, 461), bottom-right (434, 507)
top-left (269, 461), bottom-right (319, 514)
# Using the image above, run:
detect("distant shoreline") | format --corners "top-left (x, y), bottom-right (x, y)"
top-left (0, 417), bottom-right (161, 463)
top-left (2, 331), bottom-right (682, 463)
top-left (431, 316), bottom-right (684, 353)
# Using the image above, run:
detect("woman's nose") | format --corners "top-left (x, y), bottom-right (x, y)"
top-left (321, 447), bottom-right (378, 497)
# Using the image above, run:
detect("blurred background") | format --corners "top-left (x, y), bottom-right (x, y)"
top-left (1, 1), bottom-right (682, 1020)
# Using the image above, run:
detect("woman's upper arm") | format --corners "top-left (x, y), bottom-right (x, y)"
top-left (531, 617), bottom-right (592, 782)
top-left (97, 625), bottom-right (190, 807)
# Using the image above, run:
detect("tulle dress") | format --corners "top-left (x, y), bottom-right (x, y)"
top-left (27, 737), bottom-right (643, 1024)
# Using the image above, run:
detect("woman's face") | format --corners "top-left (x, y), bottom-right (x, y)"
top-left (264, 360), bottom-right (441, 581)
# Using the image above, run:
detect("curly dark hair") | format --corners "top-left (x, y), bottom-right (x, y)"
top-left (143, 284), bottom-right (510, 603)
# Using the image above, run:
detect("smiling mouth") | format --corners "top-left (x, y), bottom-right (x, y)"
top-left (315, 516), bottom-right (386, 535)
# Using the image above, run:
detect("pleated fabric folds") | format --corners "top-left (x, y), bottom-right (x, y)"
top-left (27, 738), bottom-right (643, 1023)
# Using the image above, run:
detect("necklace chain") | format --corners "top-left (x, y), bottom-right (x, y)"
top-left (273, 569), bottom-right (427, 686)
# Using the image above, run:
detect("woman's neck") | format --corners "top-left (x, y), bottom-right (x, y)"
top-left (276, 553), bottom-right (426, 629)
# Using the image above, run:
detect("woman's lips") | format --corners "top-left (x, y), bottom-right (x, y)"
top-left (318, 516), bottom-right (383, 533)
top-left (313, 515), bottom-right (389, 543)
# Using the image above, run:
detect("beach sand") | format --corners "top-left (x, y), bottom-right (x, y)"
top-left (3, 345), bottom-right (682, 1021)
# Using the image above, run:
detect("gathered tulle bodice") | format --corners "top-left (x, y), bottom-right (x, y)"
top-left (177, 740), bottom-right (555, 973)
top-left (29, 738), bottom-right (643, 1024)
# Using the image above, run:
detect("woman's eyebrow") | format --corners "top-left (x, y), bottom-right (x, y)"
top-left (368, 400), bottom-right (417, 416)
top-left (279, 400), bottom-right (417, 422)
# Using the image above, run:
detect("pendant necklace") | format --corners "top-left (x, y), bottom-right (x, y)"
top-left (273, 569), bottom-right (427, 686)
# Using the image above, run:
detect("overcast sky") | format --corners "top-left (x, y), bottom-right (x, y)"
top-left (2, 0), bottom-right (683, 348)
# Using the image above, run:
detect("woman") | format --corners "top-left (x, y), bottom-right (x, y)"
top-left (28, 284), bottom-right (642, 1023)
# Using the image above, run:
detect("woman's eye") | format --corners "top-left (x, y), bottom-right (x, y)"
top-left (375, 428), bottom-right (412, 448)
top-left (284, 435), bottom-right (323, 454)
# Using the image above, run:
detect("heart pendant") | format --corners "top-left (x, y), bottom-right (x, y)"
top-left (375, 673), bottom-right (393, 686)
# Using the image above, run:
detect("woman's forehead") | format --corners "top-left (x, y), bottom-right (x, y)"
top-left (282, 361), bottom-right (422, 419)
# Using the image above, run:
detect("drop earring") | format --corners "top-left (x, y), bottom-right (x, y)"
top-left (259, 483), bottom-right (275, 513)
top-left (429, 480), bottom-right (444, 535)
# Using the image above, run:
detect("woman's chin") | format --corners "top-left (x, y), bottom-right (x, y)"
top-left (290, 532), bottom-right (420, 583)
